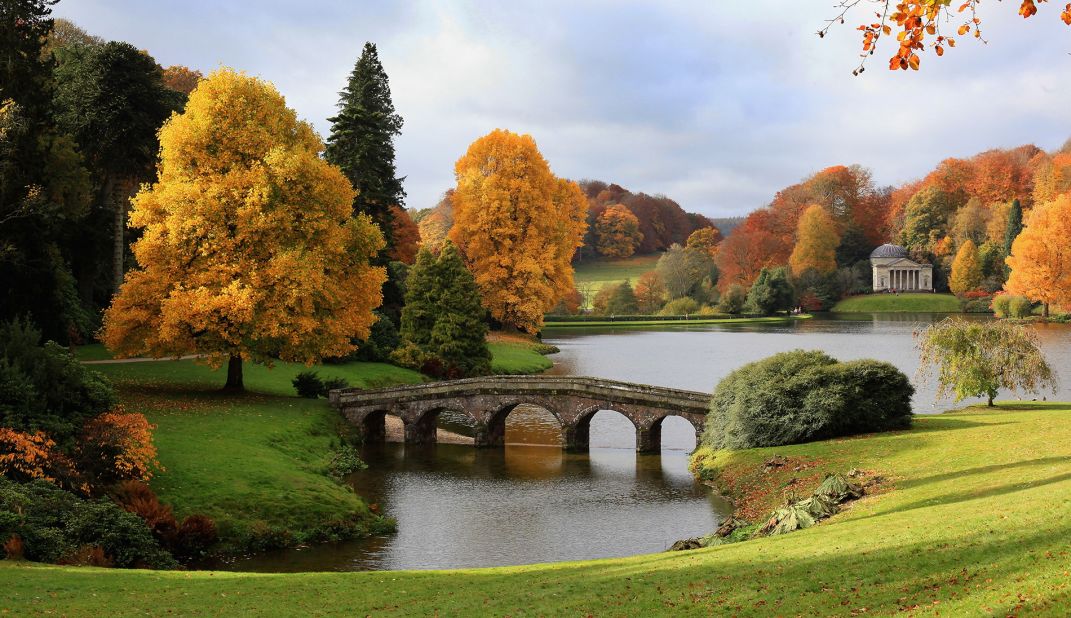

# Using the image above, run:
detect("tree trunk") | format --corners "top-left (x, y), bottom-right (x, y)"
top-left (987, 390), bottom-right (996, 407)
top-left (224, 355), bottom-right (244, 391)
top-left (1043, 303), bottom-right (1050, 319)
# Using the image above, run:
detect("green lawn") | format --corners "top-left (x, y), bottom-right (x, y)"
top-left (573, 253), bottom-right (660, 302)
top-left (88, 358), bottom-right (424, 552)
top-left (832, 292), bottom-right (962, 313)
top-left (5, 403), bottom-right (1071, 615)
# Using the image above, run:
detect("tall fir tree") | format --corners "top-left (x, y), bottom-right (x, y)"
top-left (1004, 199), bottom-right (1023, 256)
top-left (397, 243), bottom-right (490, 378)
top-left (325, 42), bottom-right (405, 248)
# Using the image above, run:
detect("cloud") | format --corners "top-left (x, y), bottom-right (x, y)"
top-left (54, 1), bottom-right (1071, 218)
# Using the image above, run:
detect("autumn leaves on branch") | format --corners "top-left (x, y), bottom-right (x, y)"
top-left (825, 0), bottom-right (1071, 73)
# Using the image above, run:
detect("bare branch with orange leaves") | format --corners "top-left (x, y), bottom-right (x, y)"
top-left (821, 0), bottom-right (1071, 74)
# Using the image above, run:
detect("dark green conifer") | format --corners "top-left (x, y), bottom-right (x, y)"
top-left (325, 42), bottom-right (405, 248)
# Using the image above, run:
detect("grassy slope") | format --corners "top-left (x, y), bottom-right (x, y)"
top-left (5, 403), bottom-right (1071, 615)
top-left (90, 359), bottom-right (424, 549)
top-left (832, 292), bottom-right (962, 313)
top-left (488, 341), bottom-right (553, 374)
top-left (573, 253), bottom-right (660, 294)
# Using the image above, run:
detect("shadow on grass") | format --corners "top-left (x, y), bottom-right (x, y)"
top-left (894, 456), bottom-right (1071, 491)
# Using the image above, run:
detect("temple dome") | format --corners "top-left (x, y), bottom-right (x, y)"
top-left (870, 244), bottom-right (910, 259)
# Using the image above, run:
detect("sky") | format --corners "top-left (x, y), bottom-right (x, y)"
top-left (54, 1), bottom-right (1071, 219)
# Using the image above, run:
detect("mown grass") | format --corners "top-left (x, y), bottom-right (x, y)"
top-left (488, 341), bottom-right (554, 374)
top-left (88, 358), bottom-right (424, 551)
top-left (5, 403), bottom-right (1071, 615)
top-left (832, 292), bottom-right (962, 313)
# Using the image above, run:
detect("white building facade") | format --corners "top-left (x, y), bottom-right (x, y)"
top-left (870, 244), bottom-right (933, 292)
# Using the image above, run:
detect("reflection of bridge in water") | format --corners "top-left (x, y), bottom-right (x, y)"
top-left (330, 376), bottom-right (711, 453)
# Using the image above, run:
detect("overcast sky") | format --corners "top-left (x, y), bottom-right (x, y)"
top-left (54, 1), bottom-right (1071, 218)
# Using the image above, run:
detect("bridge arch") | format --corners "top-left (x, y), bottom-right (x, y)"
top-left (479, 399), bottom-right (566, 448)
top-left (404, 404), bottom-right (477, 445)
top-left (644, 414), bottom-right (703, 452)
top-left (571, 404), bottom-right (639, 451)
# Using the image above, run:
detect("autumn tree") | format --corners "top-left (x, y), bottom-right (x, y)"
top-left (450, 130), bottom-right (587, 333)
top-left (101, 69), bottom-right (386, 391)
top-left (685, 226), bottom-right (723, 258)
top-left (790, 204), bottom-right (841, 276)
top-left (594, 204), bottom-right (643, 258)
top-left (161, 65), bottom-right (203, 96)
top-left (826, 1), bottom-right (1071, 74)
top-left (634, 271), bottom-right (667, 314)
top-left (386, 205), bottom-right (420, 264)
top-left (417, 190), bottom-right (454, 252)
top-left (715, 210), bottom-right (786, 290)
top-left (1005, 194), bottom-right (1071, 316)
top-left (916, 318), bottom-right (1056, 407)
top-left (949, 239), bottom-right (982, 295)
top-left (900, 186), bottom-right (957, 252)
top-left (325, 42), bottom-right (405, 248)
top-left (656, 243), bottom-right (716, 300)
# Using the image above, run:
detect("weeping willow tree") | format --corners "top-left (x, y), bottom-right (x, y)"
top-left (915, 318), bottom-right (1057, 407)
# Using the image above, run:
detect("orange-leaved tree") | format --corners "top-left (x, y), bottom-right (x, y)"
top-left (79, 409), bottom-right (161, 485)
top-left (387, 204), bottom-right (420, 264)
top-left (101, 69), bottom-right (386, 390)
top-left (594, 204), bottom-right (643, 258)
top-left (790, 205), bottom-right (841, 276)
top-left (1005, 194), bottom-right (1071, 316)
top-left (949, 239), bottom-right (983, 295)
top-left (825, 0), bottom-right (1071, 74)
top-left (450, 130), bottom-right (587, 332)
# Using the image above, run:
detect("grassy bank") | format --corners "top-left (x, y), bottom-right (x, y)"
top-left (89, 358), bottom-right (424, 552)
top-left (488, 332), bottom-right (556, 374)
top-left (543, 315), bottom-right (810, 328)
top-left (832, 292), bottom-right (962, 313)
top-left (5, 403), bottom-right (1071, 614)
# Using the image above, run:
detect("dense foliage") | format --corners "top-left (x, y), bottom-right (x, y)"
top-left (702, 350), bottom-right (914, 450)
top-left (394, 244), bottom-right (491, 378)
top-left (0, 478), bottom-right (177, 569)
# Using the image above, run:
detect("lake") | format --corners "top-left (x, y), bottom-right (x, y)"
top-left (221, 313), bottom-right (1071, 572)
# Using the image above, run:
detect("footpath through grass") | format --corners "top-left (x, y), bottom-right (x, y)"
top-left (5, 403), bottom-right (1071, 615)
top-left (832, 292), bottom-right (962, 313)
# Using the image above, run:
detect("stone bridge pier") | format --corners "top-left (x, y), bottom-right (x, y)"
top-left (331, 376), bottom-right (710, 453)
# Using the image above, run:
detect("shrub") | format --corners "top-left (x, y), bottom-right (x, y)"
top-left (0, 478), bottom-right (176, 568)
top-left (659, 297), bottom-right (700, 316)
top-left (112, 481), bottom-right (217, 564)
top-left (0, 319), bottom-right (116, 447)
top-left (961, 298), bottom-right (994, 313)
top-left (702, 350), bottom-right (913, 450)
top-left (1008, 295), bottom-right (1034, 319)
top-left (717, 284), bottom-right (747, 314)
top-left (78, 410), bottom-right (160, 485)
top-left (991, 293), bottom-right (1010, 318)
top-left (293, 371), bottom-right (325, 398)
top-left (0, 428), bottom-right (59, 484)
top-left (328, 444), bottom-right (368, 478)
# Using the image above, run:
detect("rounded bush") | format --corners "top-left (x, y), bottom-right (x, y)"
top-left (702, 350), bottom-right (914, 450)
top-left (659, 297), bottom-right (700, 316)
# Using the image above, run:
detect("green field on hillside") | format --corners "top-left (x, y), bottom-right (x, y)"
top-left (832, 292), bottom-right (962, 313)
top-left (573, 253), bottom-right (660, 300)
top-left (5, 403), bottom-right (1071, 615)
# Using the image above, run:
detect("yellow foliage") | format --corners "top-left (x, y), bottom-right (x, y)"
top-left (789, 205), bottom-right (840, 276)
top-left (949, 239), bottom-right (982, 295)
top-left (449, 130), bottom-right (587, 333)
top-left (101, 69), bottom-right (386, 367)
top-left (1005, 194), bottom-right (1071, 308)
top-left (594, 204), bottom-right (643, 258)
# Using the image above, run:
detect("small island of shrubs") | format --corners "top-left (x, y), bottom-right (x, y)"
top-left (702, 349), bottom-right (914, 450)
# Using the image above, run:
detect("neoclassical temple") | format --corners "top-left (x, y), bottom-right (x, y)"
top-left (870, 244), bottom-right (933, 292)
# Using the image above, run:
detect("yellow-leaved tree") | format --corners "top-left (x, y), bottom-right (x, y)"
top-left (789, 204), bottom-right (840, 276)
top-left (1005, 194), bottom-right (1071, 317)
top-left (101, 69), bottom-right (386, 390)
top-left (450, 129), bottom-right (587, 333)
top-left (949, 239), bottom-right (982, 295)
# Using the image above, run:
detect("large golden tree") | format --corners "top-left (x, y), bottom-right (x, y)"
top-left (1005, 194), bottom-right (1071, 316)
top-left (449, 130), bottom-right (587, 333)
top-left (101, 69), bottom-right (386, 390)
top-left (789, 204), bottom-right (840, 276)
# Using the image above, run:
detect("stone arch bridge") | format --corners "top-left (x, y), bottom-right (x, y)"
top-left (329, 375), bottom-right (711, 453)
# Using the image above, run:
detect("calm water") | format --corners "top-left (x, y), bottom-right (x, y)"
top-left (222, 313), bottom-right (1071, 572)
